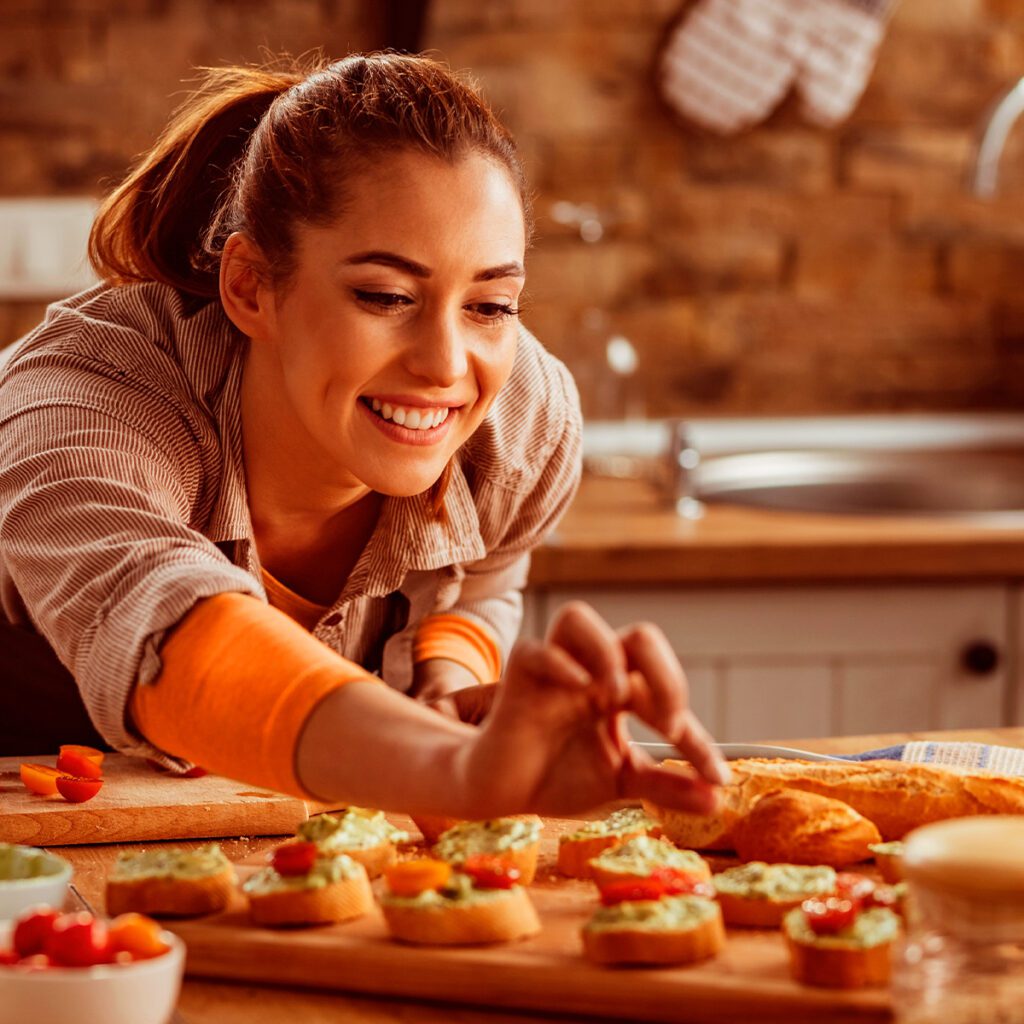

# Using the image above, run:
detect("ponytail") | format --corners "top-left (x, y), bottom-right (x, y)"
top-left (88, 66), bottom-right (303, 298)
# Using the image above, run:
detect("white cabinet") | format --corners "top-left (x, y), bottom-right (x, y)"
top-left (524, 585), bottom-right (1011, 743)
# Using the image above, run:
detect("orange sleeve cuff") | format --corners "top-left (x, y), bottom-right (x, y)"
top-left (412, 613), bottom-right (502, 684)
top-left (130, 592), bottom-right (376, 798)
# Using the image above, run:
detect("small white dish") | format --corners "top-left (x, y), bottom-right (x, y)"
top-left (0, 927), bottom-right (185, 1024)
top-left (0, 845), bottom-right (72, 921)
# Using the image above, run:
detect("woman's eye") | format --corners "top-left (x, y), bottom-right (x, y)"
top-left (354, 289), bottom-right (413, 310)
top-left (470, 302), bottom-right (521, 322)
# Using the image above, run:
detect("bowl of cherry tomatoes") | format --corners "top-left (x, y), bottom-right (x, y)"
top-left (0, 844), bottom-right (73, 922)
top-left (0, 907), bottom-right (185, 1024)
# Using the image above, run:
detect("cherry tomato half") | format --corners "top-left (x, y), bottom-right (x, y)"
top-left (55, 776), bottom-right (103, 803)
top-left (0, 950), bottom-right (21, 966)
top-left (834, 872), bottom-right (876, 907)
top-left (271, 840), bottom-right (318, 877)
top-left (19, 763), bottom-right (62, 796)
top-left (12, 908), bottom-right (62, 957)
top-left (461, 854), bottom-right (521, 890)
top-left (802, 896), bottom-right (859, 935)
top-left (648, 867), bottom-right (713, 898)
top-left (599, 878), bottom-right (667, 906)
top-left (108, 913), bottom-right (169, 960)
top-left (55, 750), bottom-right (103, 780)
top-left (45, 912), bottom-right (113, 967)
top-left (58, 744), bottom-right (105, 767)
top-left (383, 858), bottom-right (453, 897)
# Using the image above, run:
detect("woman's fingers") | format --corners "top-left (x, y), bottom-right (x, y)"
top-left (506, 638), bottom-right (592, 692)
top-left (620, 623), bottom-right (731, 787)
top-left (618, 745), bottom-right (719, 815)
top-left (546, 602), bottom-right (629, 706)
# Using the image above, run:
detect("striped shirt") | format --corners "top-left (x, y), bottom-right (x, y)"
top-left (0, 282), bottom-right (581, 760)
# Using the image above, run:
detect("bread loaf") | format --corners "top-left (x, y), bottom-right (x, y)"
top-left (732, 789), bottom-right (881, 868)
top-left (646, 758), bottom-right (1024, 849)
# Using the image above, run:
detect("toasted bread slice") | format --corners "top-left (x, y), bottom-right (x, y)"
top-left (105, 844), bottom-right (235, 918)
top-left (558, 806), bottom-right (661, 878)
top-left (297, 808), bottom-right (407, 879)
top-left (582, 895), bottom-right (725, 966)
top-left (713, 862), bottom-right (837, 928)
top-left (784, 906), bottom-right (899, 988)
top-left (381, 883), bottom-right (540, 945)
top-left (588, 836), bottom-right (711, 889)
top-left (732, 789), bottom-right (881, 868)
top-left (410, 814), bottom-right (464, 845)
top-left (246, 865), bottom-right (374, 927)
top-left (869, 840), bottom-right (905, 883)
top-left (434, 816), bottom-right (542, 885)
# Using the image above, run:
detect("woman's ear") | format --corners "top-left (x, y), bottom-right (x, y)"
top-left (219, 232), bottom-right (274, 339)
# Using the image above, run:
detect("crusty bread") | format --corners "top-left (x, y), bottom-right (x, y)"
top-left (247, 870), bottom-right (374, 927)
top-left (647, 758), bottom-right (1024, 848)
top-left (381, 885), bottom-right (541, 945)
top-left (582, 898), bottom-right (725, 965)
top-left (106, 867), bottom-right (235, 918)
top-left (588, 837), bottom-right (711, 890)
top-left (434, 816), bottom-right (542, 885)
top-left (732, 789), bottom-right (881, 868)
top-left (784, 907), bottom-right (898, 989)
top-left (558, 831), bottom-right (646, 879)
top-left (336, 842), bottom-right (397, 880)
top-left (870, 842), bottom-right (904, 884)
top-left (713, 863), bottom-right (837, 928)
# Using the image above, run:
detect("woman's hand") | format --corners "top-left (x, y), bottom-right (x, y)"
top-left (459, 602), bottom-right (729, 818)
top-left (410, 659), bottom-right (498, 724)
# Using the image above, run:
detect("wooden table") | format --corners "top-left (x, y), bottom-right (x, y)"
top-left (54, 726), bottom-right (1024, 1024)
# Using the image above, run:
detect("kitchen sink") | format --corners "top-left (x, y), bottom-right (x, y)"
top-left (694, 448), bottom-right (1024, 520)
top-left (582, 415), bottom-right (1024, 521)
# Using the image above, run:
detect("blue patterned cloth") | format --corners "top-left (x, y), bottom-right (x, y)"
top-left (843, 741), bottom-right (1024, 774)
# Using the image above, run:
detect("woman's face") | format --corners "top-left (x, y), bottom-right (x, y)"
top-left (247, 149), bottom-right (526, 499)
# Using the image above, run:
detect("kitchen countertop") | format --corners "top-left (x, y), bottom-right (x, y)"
top-left (528, 475), bottom-right (1024, 588)
top-left (52, 725), bottom-right (1024, 1024)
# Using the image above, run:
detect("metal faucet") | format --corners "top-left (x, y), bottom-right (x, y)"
top-left (666, 419), bottom-right (704, 520)
top-left (970, 76), bottom-right (1024, 198)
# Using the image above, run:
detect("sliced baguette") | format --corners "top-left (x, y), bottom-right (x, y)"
top-left (713, 862), bottom-right (837, 928)
top-left (588, 836), bottom-right (711, 889)
top-left (381, 885), bottom-right (540, 945)
top-left (247, 869), bottom-right (374, 927)
top-left (870, 841), bottom-right (905, 883)
top-left (410, 814), bottom-right (463, 846)
top-left (732, 789), bottom-right (881, 868)
top-left (647, 757), bottom-right (1024, 848)
top-left (105, 845), bottom-right (235, 918)
top-left (582, 896), bottom-right (725, 966)
top-left (434, 816), bottom-right (542, 885)
top-left (784, 906), bottom-right (899, 988)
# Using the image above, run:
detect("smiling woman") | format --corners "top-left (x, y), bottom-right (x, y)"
top-left (0, 52), bottom-right (727, 817)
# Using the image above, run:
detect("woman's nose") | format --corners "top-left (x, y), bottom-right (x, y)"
top-left (405, 312), bottom-right (469, 387)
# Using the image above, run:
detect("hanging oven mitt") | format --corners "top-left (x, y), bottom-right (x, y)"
top-left (658, 0), bottom-right (896, 135)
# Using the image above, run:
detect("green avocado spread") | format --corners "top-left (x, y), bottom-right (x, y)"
top-left (109, 843), bottom-right (230, 882)
top-left (562, 806), bottom-right (659, 843)
top-left (0, 843), bottom-right (66, 881)
top-left (784, 906), bottom-right (901, 949)
top-left (713, 862), bottom-right (836, 901)
top-left (297, 807), bottom-right (408, 851)
top-left (586, 894), bottom-right (719, 933)
top-left (590, 836), bottom-right (707, 876)
top-left (434, 817), bottom-right (540, 860)
top-left (242, 852), bottom-right (361, 895)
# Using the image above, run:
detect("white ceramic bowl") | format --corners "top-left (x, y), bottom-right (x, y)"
top-left (0, 929), bottom-right (186, 1024)
top-left (0, 845), bottom-right (73, 921)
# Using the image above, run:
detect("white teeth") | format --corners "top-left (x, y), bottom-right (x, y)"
top-left (367, 399), bottom-right (452, 430)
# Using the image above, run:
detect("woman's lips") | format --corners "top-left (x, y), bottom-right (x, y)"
top-left (358, 397), bottom-right (457, 446)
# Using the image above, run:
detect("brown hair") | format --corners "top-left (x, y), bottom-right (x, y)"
top-left (89, 51), bottom-right (531, 297)
top-left (90, 52), bottom-right (530, 515)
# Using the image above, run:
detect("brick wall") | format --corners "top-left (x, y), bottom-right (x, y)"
top-left (3, 0), bottom-right (1024, 415)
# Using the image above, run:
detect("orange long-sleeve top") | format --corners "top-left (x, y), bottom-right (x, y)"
top-left (131, 571), bottom-right (502, 797)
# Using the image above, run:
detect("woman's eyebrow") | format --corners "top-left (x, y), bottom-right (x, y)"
top-left (343, 251), bottom-right (524, 281)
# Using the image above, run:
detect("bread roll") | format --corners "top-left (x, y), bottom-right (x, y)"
top-left (732, 789), bottom-right (881, 868)
top-left (647, 758), bottom-right (1024, 848)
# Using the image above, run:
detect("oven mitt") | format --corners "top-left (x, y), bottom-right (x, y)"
top-left (658, 0), bottom-right (895, 134)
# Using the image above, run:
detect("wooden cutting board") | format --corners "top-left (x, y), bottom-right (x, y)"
top-left (0, 754), bottom-right (325, 846)
top-left (165, 818), bottom-right (892, 1024)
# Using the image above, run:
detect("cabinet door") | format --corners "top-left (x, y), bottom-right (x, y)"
top-left (533, 585), bottom-right (1009, 743)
